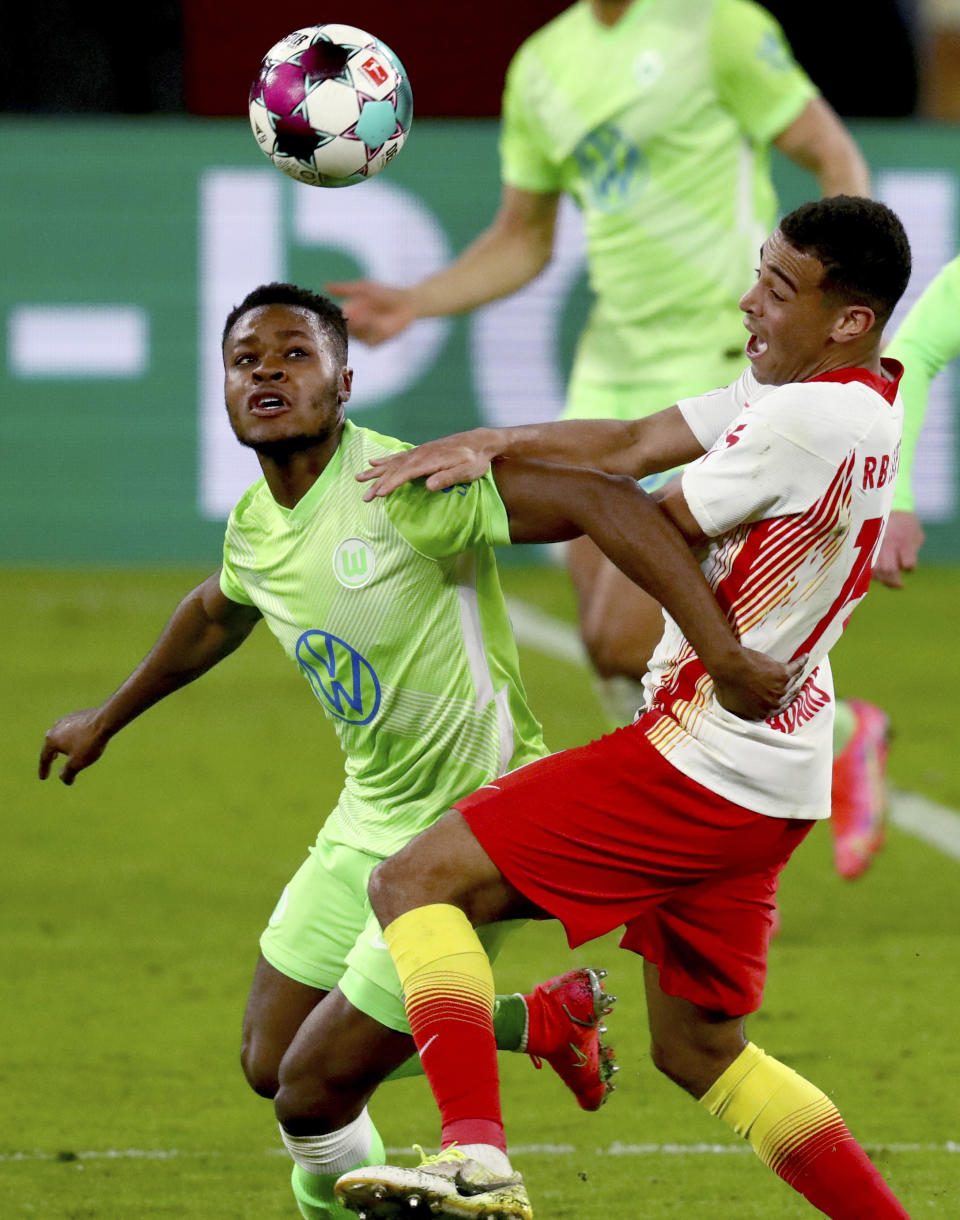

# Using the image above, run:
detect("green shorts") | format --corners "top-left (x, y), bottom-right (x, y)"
top-left (564, 315), bottom-right (747, 422)
top-left (259, 831), bottom-right (521, 1033)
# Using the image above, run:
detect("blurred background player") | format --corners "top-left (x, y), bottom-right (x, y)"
top-left (826, 250), bottom-right (960, 880)
top-left (38, 286), bottom-right (619, 1220)
top-left (883, 251), bottom-right (960, 575)
top-left (329, 0), bottom-right (891, 882)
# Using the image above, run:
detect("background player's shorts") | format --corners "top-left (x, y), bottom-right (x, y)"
top-left (259, 831), bottom-right (520, 1032)
top-left (563, 313), bottom-right (746, 422)
top-left (456, 723), bottom-right (814, 1016)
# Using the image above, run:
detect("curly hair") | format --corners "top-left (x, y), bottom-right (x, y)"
top-left (221, 283), bottom-right (349, 361)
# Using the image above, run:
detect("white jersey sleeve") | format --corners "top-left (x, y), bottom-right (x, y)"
top-left (676, 368), bottom-right (767, 450)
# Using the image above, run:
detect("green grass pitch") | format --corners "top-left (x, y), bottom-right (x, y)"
top-left (2, 564), bottom-right (958, 1217)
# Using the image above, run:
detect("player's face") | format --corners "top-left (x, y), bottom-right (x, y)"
top-left (738, 230), bottom-right (844, 385)
top-left (222, 304), bottom-right (352, 453)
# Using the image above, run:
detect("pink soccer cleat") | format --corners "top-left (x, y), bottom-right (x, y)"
top-left (830, 699), bottom-right (891, 880)
top-left (523, 967), bottom-right (618, 1111)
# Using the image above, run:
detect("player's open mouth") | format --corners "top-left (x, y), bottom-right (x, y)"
top-left (745, 332), bottom-right (768, 360)
top-left (249, 393), bottom-right (290, 416)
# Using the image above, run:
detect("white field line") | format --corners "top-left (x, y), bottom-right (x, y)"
top-left (2, 1142), bottom-right (958, 1164)
top-left (889, 788), bottom-right (960, 862)
top-left (506, 597), bottom-right (960, 862)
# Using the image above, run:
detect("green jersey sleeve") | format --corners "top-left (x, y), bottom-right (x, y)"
top-left (381, 470), bottom-right (512, 559)
top-left (884, 255), bottom-right (960, 512)
top-left (220, 539), bottom-right (255, 605)
top-left (499, 42), bottom-right (564, 195)
top-left (710, 0), bottom-right (816, 145)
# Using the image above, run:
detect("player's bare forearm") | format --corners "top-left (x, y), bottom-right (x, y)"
top-left (495, 459), bottom-right (803, 719)
top-left (358, 409), bottom-right (703, 499)
top-left (38, 572), bottom-right (261, 785)
top-left (872, 510), bottom-right (925, 588)
top-left (329, 187), bottom-right (558, 344)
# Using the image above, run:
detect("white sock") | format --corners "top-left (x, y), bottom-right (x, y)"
top-left (280, 1108), bottom-right (374, 1175)
top-left (458, 1143), bottom-right (514, 1176)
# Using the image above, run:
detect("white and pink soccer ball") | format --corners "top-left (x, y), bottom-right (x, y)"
top-left (249, 23), bottom-right (413, 187)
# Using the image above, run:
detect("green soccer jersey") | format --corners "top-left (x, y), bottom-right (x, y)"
top-left (884, 255), bottom-right (960, 513)
top-left (219, 421), bottom-right (547, 858)
top-left (501, 0), bottom-right (815, 397)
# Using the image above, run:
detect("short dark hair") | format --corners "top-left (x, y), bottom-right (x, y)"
top-left (221, 283), bottom-right (349, 361)
top-left (779, 196), bottom-right (911, 327)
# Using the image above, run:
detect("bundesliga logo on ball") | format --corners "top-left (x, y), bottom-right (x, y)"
top-left (249, 23), bottom-right (413, 188)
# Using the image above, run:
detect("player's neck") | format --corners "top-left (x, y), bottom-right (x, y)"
top-left (810, 342), bottom-right (883, 381)
top-left (255, 428), bottom-right (344, 508)
top-left (590, 0), bottom-right (635, 27)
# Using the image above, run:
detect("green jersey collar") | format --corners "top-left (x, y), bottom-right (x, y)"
top-left (271, 422), bottom-right (350, 524)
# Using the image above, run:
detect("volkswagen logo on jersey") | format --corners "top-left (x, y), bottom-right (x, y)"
top-left (296, 629), bottom-right (381, 725)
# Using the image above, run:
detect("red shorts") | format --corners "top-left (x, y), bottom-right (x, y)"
top-left (455, 721), bottom-right (813, 1015)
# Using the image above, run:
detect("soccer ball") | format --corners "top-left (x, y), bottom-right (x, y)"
top-left (248, 23), bottom-right (413, 188)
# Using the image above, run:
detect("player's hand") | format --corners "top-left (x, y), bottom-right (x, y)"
top-left (325, 279), bottom-right (416, 346)
top-left (38, 709), bottom-right (110, 786)
top-left (357, 430), bottom-right (499, 500)
top-left (712, 650), bottom-right (808, 722)
top-left (872, 510), bottom-right (924, 588)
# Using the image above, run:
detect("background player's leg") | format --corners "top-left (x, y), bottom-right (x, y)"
top-left (830, 697), bottom-right (891, 879)
top-left (240, 955), bottom-right (325, 1098)
top-left (567, 537), bottom-right (669, 725)
top-left (643, 962), bottom-right (909, 1218)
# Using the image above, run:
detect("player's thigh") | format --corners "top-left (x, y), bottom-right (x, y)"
top-left (341, 905), bottom-right (527, 1035)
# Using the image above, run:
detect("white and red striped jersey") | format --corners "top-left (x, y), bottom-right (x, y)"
top-left (641, 360), bottom-right (904, 820)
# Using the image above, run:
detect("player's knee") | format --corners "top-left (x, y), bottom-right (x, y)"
top-left (649, 1035), bottom-right (704, 1097)
top-left (367, 851), bottom-right (425, 925)
top-left (274, 1054), bottom-right (364, 1134)
top-left (240, 1035), bottom-right (280, 1099)
top-left (649, 1032), bottom-right (743, 1099)
top-left (580, 617), bottom-right (652, 679)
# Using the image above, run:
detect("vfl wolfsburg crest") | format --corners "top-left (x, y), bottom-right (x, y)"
top-left (333, 537), bottom-right (376, 588)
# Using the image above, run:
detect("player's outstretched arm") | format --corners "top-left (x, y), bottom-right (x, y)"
top-left (774, 97), bottom-right (871, 197)
top-left (327, 185), bottom-right (559, 346)
top-left (357, 407), bottom-right (705, 499)
top-left (494, 459), bottom-right (804, 721)
top-left (38, 571), bottom-right (262, 786)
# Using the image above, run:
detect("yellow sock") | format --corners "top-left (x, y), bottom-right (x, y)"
top-left (383, 904), bottom-right (504, 1149)
top-left (701, 1042), bottom-right (850, 1180)
top-left (701, 1043), bottom-right (909, 1216)
top-left (383, 903), bottom-right (494, 1014)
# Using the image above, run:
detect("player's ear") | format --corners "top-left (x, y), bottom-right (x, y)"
top-left (338, 367), bottom-right (353, 404)
top-left (832, 304), bottom-right (876, 344)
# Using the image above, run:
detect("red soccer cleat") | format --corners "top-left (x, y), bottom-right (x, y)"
top-left (523, 967), bottom-right (618, 1111)
top-left (830, 699), bottom-right (891, 880)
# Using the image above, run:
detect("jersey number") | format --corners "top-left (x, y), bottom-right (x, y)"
top-left (793, 517), bottom-right (884, 661)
